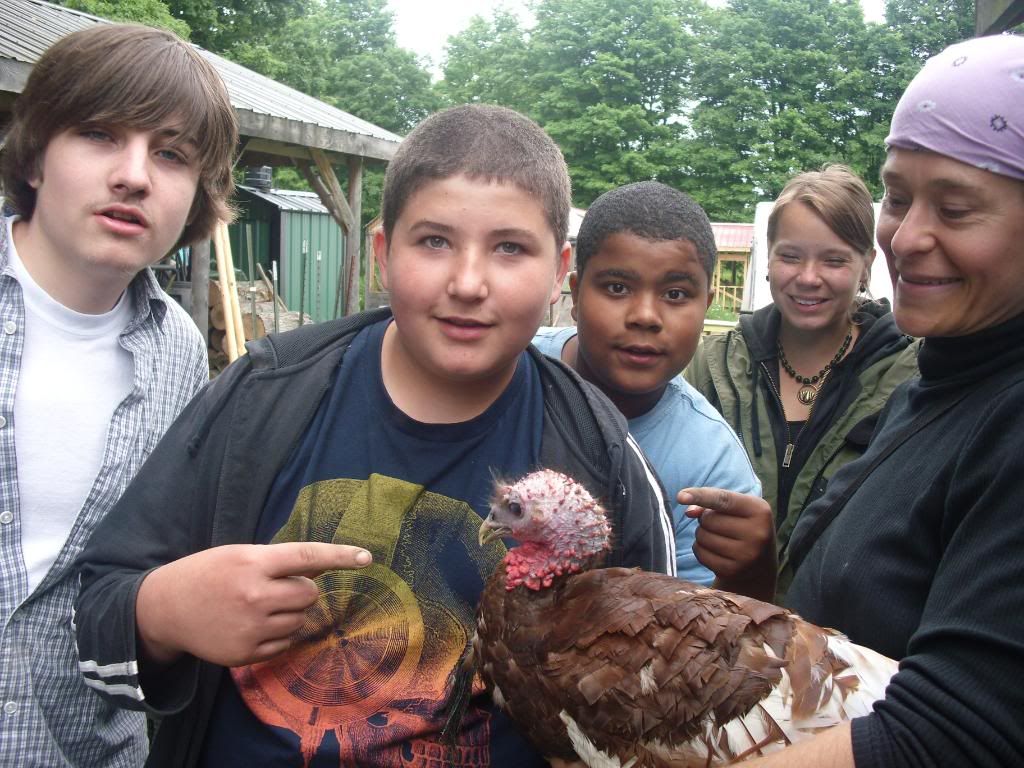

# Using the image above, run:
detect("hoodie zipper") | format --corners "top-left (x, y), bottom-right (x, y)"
top-left (760, 360), bottom-right (826, 468)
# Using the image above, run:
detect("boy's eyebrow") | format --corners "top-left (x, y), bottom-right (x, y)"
top-left (490, 228), bottom-right (542, 242)
top-left (592, 267), bottom-right (641, 281)
top-left (158, 127), bottom-right (198, 146)
top-left (406, 222), bottom-right (543, 243)
top-left (661, 271), bottom-right (701, 285)
top-left (592, 267), bottom-right (702, 285)
top-left (408, 220), bottom-right (456, 234)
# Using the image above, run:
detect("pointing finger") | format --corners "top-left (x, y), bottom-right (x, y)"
top-left (261, 542), bottom-right (372, 579)
top-left (679, 487), bottom-right (734, 512)
top-left (680, 488), bottom-right (769, 520)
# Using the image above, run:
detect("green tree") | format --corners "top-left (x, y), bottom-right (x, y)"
top-left (171, 0), bottom-right (436, 136)
top-left (437, 10), bottom-right (532, 110)
top-left (60, 0), bottom-right (190, 37)
top-left (263, 0), bottom-right (437, 134)
top-left (440, 0), bottom-right (708, 207)
top-left (680, 0), bottom-right (888, 219)
top-left (852, 0), bottom-right (976, 196)
top-left (884, 0), bottom-right (974, 62)
top-left (438, 0), bottom-right (980, 220)
top-left (528, 0), bottom-right (708, 204)
top-left (165, 0), bottom-right (309, 53)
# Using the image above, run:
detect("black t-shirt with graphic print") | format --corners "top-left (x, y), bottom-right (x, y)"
top-left (198, 318), bottom-right (547, 768)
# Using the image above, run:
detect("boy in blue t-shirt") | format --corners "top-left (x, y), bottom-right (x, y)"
top-left (74, 105), bottom-right (675, 767)
top-left (534, 181), bottom-right (774, 599)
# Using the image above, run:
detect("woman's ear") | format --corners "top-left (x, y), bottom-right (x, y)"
top-left (861, 248), bottom-right (877, 292)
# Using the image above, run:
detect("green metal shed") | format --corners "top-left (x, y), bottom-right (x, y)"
top-left (230, 182), bottom-right (348, 321)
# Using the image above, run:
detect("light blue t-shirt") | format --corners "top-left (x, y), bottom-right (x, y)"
top-left (532, 326), bottom-right (761, 584)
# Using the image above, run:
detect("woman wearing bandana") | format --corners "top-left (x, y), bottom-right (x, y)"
top-left (719, 32), bottom-right (1024, 768)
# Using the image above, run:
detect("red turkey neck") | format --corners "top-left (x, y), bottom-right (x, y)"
top-left (502, 538), bottom-right (609, 591)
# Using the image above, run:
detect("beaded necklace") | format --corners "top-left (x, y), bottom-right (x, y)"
top-left (777, 327), bottom-right (853, 406)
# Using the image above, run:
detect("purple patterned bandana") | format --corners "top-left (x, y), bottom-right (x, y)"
top-left (886, 34), bottom-right (1024, 181)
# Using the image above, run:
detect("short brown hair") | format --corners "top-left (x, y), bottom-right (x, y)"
top-left (381, 104), bottom-right (571, 251)
top-left (1, 24), bottom-right (238, 248)
top-left (767, 164), bottom-right (874, 256)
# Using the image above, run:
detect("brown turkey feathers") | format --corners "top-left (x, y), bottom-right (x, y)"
top-left (469, 469), bottom-right (896, 767)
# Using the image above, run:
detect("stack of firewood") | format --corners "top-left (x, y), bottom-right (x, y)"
top-left (207, 279), bottom-right (311, 376)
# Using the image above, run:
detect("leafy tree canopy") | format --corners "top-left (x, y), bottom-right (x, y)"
top-left (60, 0), bottom-right (190, 37)
top-left (440, 0), bottom-right (976, 219)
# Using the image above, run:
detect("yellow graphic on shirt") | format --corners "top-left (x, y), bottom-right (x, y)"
top-left (231, 474), bottom-right (504, 767)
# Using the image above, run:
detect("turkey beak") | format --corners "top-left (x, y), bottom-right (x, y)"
top-left (479, 513), bottom-right (511, 547)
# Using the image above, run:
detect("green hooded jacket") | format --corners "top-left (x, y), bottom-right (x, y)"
top-left (685, 300), bottom-right (920, 598)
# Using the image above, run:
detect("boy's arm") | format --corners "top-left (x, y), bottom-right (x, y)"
top-left (75, 360), bottom-right (250, 714)
top-left (74, 380), bottom-right (229, 715)
top-left (76, 360), bottom-right (375, 715)
top-left (669, 400), bottom-right (762, 584)
top-left (135, 542), bottom-right (371, 669)
top-left (673, 513), bottom-right (714, 584)
top-left (183, 326), bottom-right (211, 399)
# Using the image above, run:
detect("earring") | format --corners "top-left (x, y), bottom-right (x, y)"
top-left (765, 274), bottom-right (770, 282)
top-left (859, 281), bottom-right (867, 292)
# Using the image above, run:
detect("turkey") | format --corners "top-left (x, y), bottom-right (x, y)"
top-left (466, 469), bottom-right (897, 767)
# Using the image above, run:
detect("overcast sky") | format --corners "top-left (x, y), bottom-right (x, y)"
top-left (388, 0), bottom-right (889, 74)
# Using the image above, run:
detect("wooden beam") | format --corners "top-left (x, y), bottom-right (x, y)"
top-left (365, 226), bottom-right (375, 310)
top-left (976, 0), bottom-right (1024, 33)
top-left (295, 159), bottom-right (352, 237)
top-left (0, 59), bottom-right (30, 94)
top-left (231, 137), bottom-right (252, 170)
top-left (345, 155), bottom-right (364, 316)
top-left (191, 238), bottom-right (210, 343)
top-left (310, 149), bottom-right (356, 233)
top-left (235, 110), bottom-right (398, 162)
top-left (240, 138), bottom-right (344, 163)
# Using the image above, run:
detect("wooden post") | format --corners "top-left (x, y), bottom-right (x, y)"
top-left (314, 250), bottom-right (323, 323)
top-left (270, 262), bottom-right (280, 333)
top-left (212, 226), bottom-right (238, 362)
top-left (191, 238), bottom-right (210, 341)
top-left (298, 242), bottom-right (308, 327)
top-left (246, 224), bottom-right (258, 340)
top-left (365, 223), bottom-right (376, 310)
top-left (310, 149), bottom-right (356, 233)
top-left (346, 155), bottom-right (363, 316)
top-left (214, 222), bottom-right (246, 359)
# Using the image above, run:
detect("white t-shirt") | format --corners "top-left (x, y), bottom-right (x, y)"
top-left (8, 228), bottom-right (133, 592)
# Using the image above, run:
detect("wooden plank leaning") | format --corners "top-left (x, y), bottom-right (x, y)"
top-left (213, 223), bottom-right (238, 362)
top-left (213, 222), bottom-right (246, 360)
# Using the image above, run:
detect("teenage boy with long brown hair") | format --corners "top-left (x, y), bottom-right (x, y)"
top-left (0, 24), bottom-right (237, 765)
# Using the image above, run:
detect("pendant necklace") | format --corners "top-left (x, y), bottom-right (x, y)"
top-left (777, 328), bottom-right (853, 406)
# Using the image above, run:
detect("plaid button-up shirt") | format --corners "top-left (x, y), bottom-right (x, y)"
top-left (0, 217), bottom-right (208, 766)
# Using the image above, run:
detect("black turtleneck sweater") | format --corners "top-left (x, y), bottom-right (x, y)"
top-left (787, 311), bottom-right (1024, 768)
